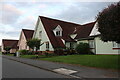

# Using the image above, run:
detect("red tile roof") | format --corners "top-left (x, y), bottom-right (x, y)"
top-left (22, 29), bottom-right (34, 41)
top-left (2, 39), bottom-right (18, 49)
top-left (39, 16), bottom-right (95, 48)
top-left (75, 22), bottom-right (96, 39)
top-left (40, 16), bottom-right (81, 48)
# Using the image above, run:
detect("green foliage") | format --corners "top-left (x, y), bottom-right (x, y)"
top-left (96, 2), bottom-right (120, 43)
top-left (75, 43), bottom-right (90, 54)
top-left (4, 46), bottom-right (11, 53)
top-left (18, 49), bottom-right (29, 55)
top-left (27, 38), bottom-right (41, 51)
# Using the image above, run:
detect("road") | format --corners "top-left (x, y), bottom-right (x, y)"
top-left (2, 57), bottom-right (70, 78)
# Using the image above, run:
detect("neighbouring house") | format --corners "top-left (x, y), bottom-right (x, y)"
top-left (18, 29), bottom-right (34, 50)
top-left (1, 39), bottom-right (18, 53)
top-left (77, 22), bottom-right (120, 54)
top-left (33, 16), bottom-right (95, 53)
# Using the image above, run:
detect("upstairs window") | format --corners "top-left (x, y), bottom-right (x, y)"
top-left (39, 31), bottom-right (42, 39)
top-left (56, 31), bottom-right (61, 36)
top-left (46, 42), bottom-right (49, 51)
top-left (53, 25), bottom-right (62, 36)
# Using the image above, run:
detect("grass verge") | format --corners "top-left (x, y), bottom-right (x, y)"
top-left (21, 54), bottom-right (119, 70)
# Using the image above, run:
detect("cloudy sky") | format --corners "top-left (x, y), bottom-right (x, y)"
top-left (0, 0), bottom-right (118, 45)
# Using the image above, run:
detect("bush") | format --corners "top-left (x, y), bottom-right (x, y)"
top-left (54, 48), bottom-right (65, 55)
top-left (44, 51), bottom-right (56, 57)
top-left (64, 48), bottom-right (77, 55)
top-left (18, 50), bottom-right (29, 55)
top-left (75, 43), bottom-right (90, 54)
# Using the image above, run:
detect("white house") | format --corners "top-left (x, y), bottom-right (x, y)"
top-left (33, 16), bottom-right (83, 53)
top-left (33, 16), bottom-right (119, 54)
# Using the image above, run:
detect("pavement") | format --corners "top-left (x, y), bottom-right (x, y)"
top-left (2, 55), bottom-right (119, 79)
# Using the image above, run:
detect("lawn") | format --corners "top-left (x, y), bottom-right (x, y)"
top-left (20, 55), bottom-right (47, 59)
top-left (20, 54), bottom-right (119, 70)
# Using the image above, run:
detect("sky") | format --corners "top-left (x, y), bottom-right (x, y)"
top-left (0, 0), bottom-right (118, 45)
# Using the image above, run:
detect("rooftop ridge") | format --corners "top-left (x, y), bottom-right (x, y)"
top-left (39, 16), bottom-right (81, 26)
top-left (22, 29), bottom-right (34, 31)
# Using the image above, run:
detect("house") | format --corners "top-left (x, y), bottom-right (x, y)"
top-left (33, 16), bottom-right (95, 53)
top-left (1, 39), bottom-right (18, 53)
top-left (18, 29), bottom-right (34, 50)
top-left (77, 22), bottom-right (120, 54)
top-left (33, 16), bottom-right (119, 54)
top-left (33, 16), bottom-right (82, 52)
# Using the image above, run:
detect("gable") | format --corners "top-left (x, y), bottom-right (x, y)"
top-left (18, 31), bottom-right (27, 46)
top-left (53, 25), bottom-right (63, 31)
top-left (89, 22), bottom-right (100, 36)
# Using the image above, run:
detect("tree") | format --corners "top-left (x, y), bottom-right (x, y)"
top-left (96, 2), bottom-right (120, 43)
top-left (4, 46), bottom-right (11, 54)
top-left (27, 38), bottom-right (43, 51)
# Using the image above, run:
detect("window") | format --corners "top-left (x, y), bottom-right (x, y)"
top-left (56, 31), bottom-right (61, 36)
top-left (89, 40), bottom-right (94, 48)
top-left (70, 43), bottom-right (74, 49)
top-left (113, 42), bottom-right (119, 48)
top-left (53, 25), bottom-right (62, 36)
top-left (39, 31), bottom-right (42, 39)
top-left (46, 42), bottom-right (49, 51)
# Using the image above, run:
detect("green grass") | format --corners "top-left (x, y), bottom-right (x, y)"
top-left (20, 55), bottom-right (47, 59)
top-left (39, 55), bottom-right (119, 70)
top-left (5, 53), bottom-right (14, 56)
top-left (20, 54), bottom-right (119, 70)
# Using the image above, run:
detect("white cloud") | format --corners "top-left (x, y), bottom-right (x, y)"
top-left (1, 3), bottom-right (23, 25)
top-left (17, 16), bottom-right (36, 29)
top-left (0, 32), bottom-right (19, 45)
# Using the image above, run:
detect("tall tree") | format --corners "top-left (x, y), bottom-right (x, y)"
top-left (96, 2), bottom-right (120, 43)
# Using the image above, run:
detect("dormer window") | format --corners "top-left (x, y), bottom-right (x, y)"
top-left (56, 31), bottom-right (61, 36)
top-left (53, 25), bottom-right (63, 36)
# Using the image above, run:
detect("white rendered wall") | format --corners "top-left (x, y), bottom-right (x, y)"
top-left (95, 37), bottom-right (119, 54)
top-left (33, 18), bottom-right (54, 51)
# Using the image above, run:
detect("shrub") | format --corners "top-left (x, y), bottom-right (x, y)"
top-left (27, 51), bottom-right (33, 55)
top-left (18, 50), bottom-right (29, 55)
top-left (44, 51), bottom-right (56, 57)
top-left (64, 48), bottom-right (77, 55)
top-left (54, 48), bottom-right (65, 55)
top-left (75, 43), bottom-right (90, 54)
